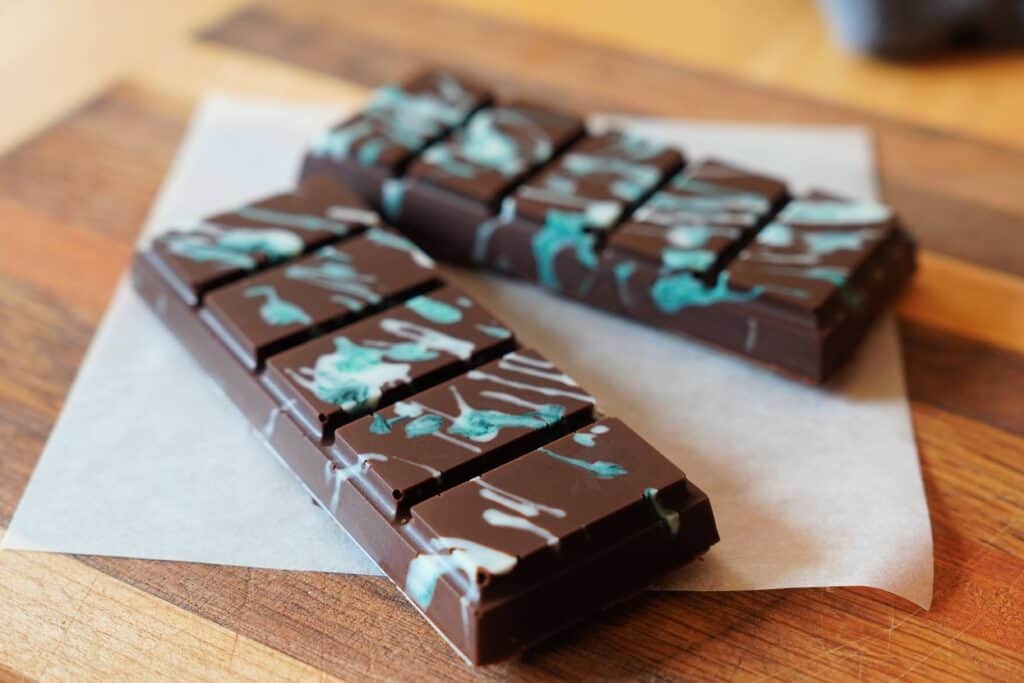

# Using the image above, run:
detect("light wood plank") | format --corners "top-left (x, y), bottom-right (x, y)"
top-left (423, 0), bottom-right (1024, 151)
top-left (140, 41), bottom-right (367, 103)
top-left (0, 536), bottom-right (342, 682)
top-left (0, 0), bottom-right (243, 155)
top-left (900, 251), bottom-right (1024, 355)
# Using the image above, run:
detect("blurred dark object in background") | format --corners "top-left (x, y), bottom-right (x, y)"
top-left (817, 0), bottom-right (1024, 57)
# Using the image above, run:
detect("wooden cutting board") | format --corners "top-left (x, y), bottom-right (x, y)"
top-left (1, 1), bottom-right (1021, 680)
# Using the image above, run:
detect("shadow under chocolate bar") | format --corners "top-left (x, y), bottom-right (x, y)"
top-left (132, 171), bottom-right (719, 665)
top-left (300, 70), bottom-right (917, 383)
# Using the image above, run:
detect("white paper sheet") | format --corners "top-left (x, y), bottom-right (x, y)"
top-left (2, 96), bottom-right (933, 608)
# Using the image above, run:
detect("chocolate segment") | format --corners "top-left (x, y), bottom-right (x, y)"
top-left (588, 192), bottom-right (915, 379)
top-left (403, 417), bottom-right (718, 662)
top-left (301, 71), bottom-right (491, 209)
top-left (262, 285), bottom-right (516, 441)
top-left (200, 228), bottom-right (440, 369)
top-left (407, 103), bottom-right (585, 203)
top-left (727, 194), bottom-right (901, 326)
top-left (149, 176), bottom-right (373, 306)
top-left (606, 159), bottom-right (788, 279)
top-left (332, 348), bottom-right (596, 521)
top-left (393, 103), bottom-right (585, 262)
top-left (470, 132), bottom-right (683, 292)
top-left (505, 132), bottom-right (683, 231)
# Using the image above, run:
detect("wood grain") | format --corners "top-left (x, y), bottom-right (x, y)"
top-left (0, 536), bottom-right (343, 682)
top-left (424, 0), bottom-right (1024, 152)
top-left (0, 2), bottom-right (1022, 680)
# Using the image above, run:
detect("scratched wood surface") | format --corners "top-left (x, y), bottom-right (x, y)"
top-left (1, 1), bottom-right (1022, 681)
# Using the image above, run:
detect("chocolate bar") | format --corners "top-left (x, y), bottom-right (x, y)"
top-left (132, 175), bottom-right (719, 665)
top-left (301, 72), bottom-right (917, 383)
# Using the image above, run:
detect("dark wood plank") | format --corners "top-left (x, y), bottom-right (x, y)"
top-left (0, 275), bottom-right (92, 523)
top-left (903, 321), bottom-right (1024, 437)
top-left (200, 1), bottom-right (1024, 277)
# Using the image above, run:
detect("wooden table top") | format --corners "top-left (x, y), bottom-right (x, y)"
top-left (1, 2), bottom-right (1022, 680)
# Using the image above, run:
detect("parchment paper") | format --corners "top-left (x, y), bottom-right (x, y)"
top-left (2, 96), bottom-right (933, 608)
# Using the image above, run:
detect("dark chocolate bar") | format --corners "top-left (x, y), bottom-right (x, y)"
top-left (132, 173), bottom-right (719, 665)
top-left (303, 73), bottom-right (917, 383)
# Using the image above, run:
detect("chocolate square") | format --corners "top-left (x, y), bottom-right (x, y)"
top-left (468, 132), bottom-right (683, 295)
top-left (403, 417), bottom-right (704, 606)
top-left (148, 176), bottom-right (374, 305)
top-left (301, 71), bottom-right (492, 208)
top-left (605, 159), bottom-right (788, 279)
top-left (200, 228), bottom-right (440, 369)
top-left (407, 103), bottom-right (584, 204)
top-left (262, 285), bottom-right (516, 440)
top-left (394, 103), bottom-right (584, 262)
top-left (505, 131), bottom-right (683, 231)
top-left (727, 194), bottom-right (899, 325)
top-left (331, 348), bottom-right (596, 520)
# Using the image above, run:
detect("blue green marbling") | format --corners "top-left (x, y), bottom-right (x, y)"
top-left (779, 199), bottom-right (891, 225)
top-left (757, 222), bottom-right (879, 256)
top-left (406, 537), bottom-right (516, 609)
top-left (237, 208), bottom-right (352, 235)
top-left (572, 423), bottom-right (610, 448)
top-left (611, 133), bottom-right (668, 161)
top-left (448, 400), bottom-right (564, 442)
top-left (284, 337), bottom-right (432, 413)
top-left (163, 234), bottom-right (257, 269)
top-left (475, 324), bottom-right (512, 339)
top-left (422, 107), bottom-right (552, 179)
top-left (243, 285), bottom-right (312, 327)
top-left (560, 154), bottom-right (661, 201)
top-left (365, 227), bottom-right (435, 268)
top-left (311, 79), bottom-right (473, 163)
top-left (380, 180), bottom-right (405, 223)
top-left (406, 295), bottom-right (462, 324)
top-left (285, 247), bottom-right (379, 310)
top-left (530, 211), bottom-right (598, 292)
top-left (650, 271), bottom-right (762, 314)
top-left (540, 447), bottom-right (626, 479)
top-left (661, 248), bottom-right (716, 272)
top-left (405, 414), bottom-right (444, 438)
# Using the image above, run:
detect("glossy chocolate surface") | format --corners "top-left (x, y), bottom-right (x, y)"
top-left (607, 159), bottom-right (788, 278)
top-left (504, 131), bottom-right (683, 231)
top-left (263, 285), bottom-right (515, 440)
top-left (727, 194), bottom-right (899, 322)
top-left (150, 176), bottom-right (373, 305)
top-left (407, 103), bottom-right (584, 205)
top-left (406, 417), bottom-right (697, 604)
top-left (334, 348), bottom-right (595, 520)
top-left (307, 71), bottom-right (490, 174)
top-left (201, 228), bottom-right (440, 368)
